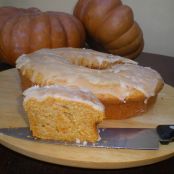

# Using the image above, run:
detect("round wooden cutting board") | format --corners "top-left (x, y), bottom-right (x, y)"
top-left (0, 69), bottom-right (174, 169)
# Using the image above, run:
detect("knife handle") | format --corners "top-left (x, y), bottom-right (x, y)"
top-left (157, 125), bottom-right (174, 144)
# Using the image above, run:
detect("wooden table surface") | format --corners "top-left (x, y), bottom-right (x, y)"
top-left (0, 52), bottom-right (174, 174)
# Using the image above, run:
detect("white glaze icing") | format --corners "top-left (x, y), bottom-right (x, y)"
top-left (16, 48), bottom-right (163, 101)
top-left (23, 85), bottom-right (104, 111)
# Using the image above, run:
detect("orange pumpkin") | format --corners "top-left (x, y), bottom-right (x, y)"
top-left (0, 7), bottom-right (86, 65)
top-left (74, 0), bottom-right (144, 59)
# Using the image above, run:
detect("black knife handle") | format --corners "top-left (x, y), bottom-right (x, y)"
top-left (157, 125), bottom-right (174, 144)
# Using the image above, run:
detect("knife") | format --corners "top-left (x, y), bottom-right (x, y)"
top-left (0, 125), bottom-right (173, 150)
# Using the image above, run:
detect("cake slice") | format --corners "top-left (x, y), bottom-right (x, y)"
top-left (23, 85), bottom-right (105, 142)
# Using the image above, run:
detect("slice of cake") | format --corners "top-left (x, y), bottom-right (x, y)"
top-left (23, 85), bottom-right (105, 142)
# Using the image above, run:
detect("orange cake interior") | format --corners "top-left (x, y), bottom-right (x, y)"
top-left (23, 85), bottom-right (105, 142)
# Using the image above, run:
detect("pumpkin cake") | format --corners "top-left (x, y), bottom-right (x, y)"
top-left (16, 47), bottom-right (164, 119)
top-left (23, 85), bottom-right (105, 142)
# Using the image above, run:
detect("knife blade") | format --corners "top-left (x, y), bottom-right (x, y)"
top-left (0, 125), bottom-right (173, 150)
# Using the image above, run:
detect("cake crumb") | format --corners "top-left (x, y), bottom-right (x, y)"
top-left (97, 136), bottom-right (101, 141)
top-left (76, 138), bottom-right (81, 144)
top-left (144, 98), bottom-right (148, 104)
top-left (82, 141), bottom-right (87, 146)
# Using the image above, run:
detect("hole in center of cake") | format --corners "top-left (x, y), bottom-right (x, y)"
top-left (69, 58), bottom-right (124, 70)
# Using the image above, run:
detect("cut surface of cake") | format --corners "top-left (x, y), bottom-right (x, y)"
top-left (23, 85), bottom-right (105, 142)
